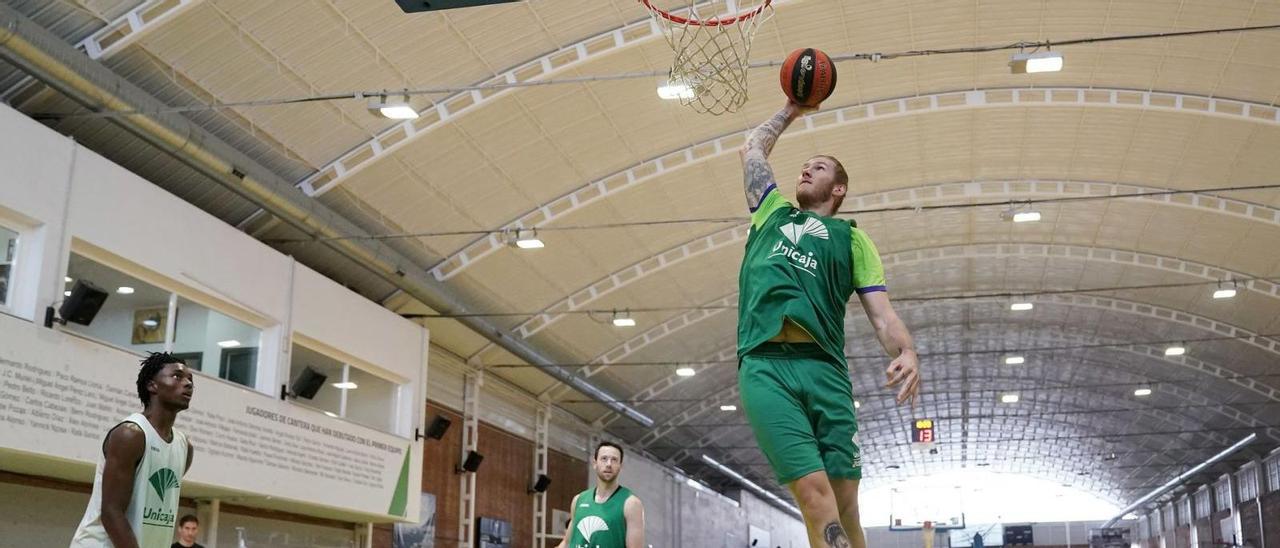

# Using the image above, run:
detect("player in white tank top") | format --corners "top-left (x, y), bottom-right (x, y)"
top-left (71, 353), bottom-right (196, 548)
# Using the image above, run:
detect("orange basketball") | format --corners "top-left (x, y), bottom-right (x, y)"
top-left (779, 48), bottom-right (837, 107)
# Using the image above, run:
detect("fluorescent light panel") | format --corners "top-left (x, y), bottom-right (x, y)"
top-left (1010, 51), bottom-right (1063, 74)
top-left (1133, 388), bottom-right (1152, 397)
top-left (216, 340), bottom-right (241, 348)
top-left (1164, 346), bottom-right (1186, 356)
top-left (612, 317), bottom-right (636, 327)
top-left (1213, 288), bottom-right (1236, 299)
top-left (719, 405), bottom-right (737, 411)
top-left (657, 82), bottom-right (696, 100)
top-left (1001, 393), bottom-right (1020, 403)
top-left (676, 367), bottom-right (696, 377)
top-left (116, 286), bottom-right (135, 294)
top-left (378, 104), bottom-right (418, 120)
top-left (1012, 211), bottom-right (1041, 223)
top-left (332, 381), bottom-right (358, 390)
top-left (1004, 356), bottom-right (1025, 365)
top-left (1010, 302), bottom-right (1034, 311)
top-left (515, 237), bottom-right (544, 249)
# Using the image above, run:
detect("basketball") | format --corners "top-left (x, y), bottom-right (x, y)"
top-left (779, 48), bottom-right (837, 107)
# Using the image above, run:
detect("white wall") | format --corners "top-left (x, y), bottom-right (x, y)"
top-left (0, 101), bottom-right (428, 531)
top-left (0, 102), bottom-right (426, 439)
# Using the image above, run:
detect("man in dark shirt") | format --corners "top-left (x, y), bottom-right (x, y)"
top-left (171, 514), bottom-right (204, 548)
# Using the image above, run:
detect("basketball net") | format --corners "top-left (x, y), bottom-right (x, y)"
top-left (922, 521), bottom-right (935, 548)
top-left (640, 0), bottom-right (773, 115)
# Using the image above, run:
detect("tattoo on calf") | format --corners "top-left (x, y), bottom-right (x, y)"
top-left (823, 522), bottom-right (852, 548)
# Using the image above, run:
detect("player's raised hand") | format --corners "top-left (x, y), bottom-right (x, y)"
top-left (885, 349), bottom-right (920, 408)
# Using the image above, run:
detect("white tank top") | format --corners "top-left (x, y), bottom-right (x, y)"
top-left (70, 413), bottom-right (189, 548)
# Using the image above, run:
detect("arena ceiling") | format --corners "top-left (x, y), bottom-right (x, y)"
top-left (3, 0), bottom-right (1279, 512)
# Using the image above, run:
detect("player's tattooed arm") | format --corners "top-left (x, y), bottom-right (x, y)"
top-left (741, 104), bottom-right (800, 209)
top-left (823, 522), bottom-right (852, 548)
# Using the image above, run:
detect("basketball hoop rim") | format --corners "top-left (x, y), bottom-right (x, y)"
top-left (639, 0), bottom-right (772, 27)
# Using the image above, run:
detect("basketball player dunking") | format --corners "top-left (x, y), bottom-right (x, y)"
top-left (737, 100), bottom-right (921, 548)
top-left (71, 352), bottom-right (195, 548)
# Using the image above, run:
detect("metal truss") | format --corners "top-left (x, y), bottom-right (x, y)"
top-left (2, 0), bottom-right (204, 103)
top-left (577, 276), bottom-right (1279, 431)
top-left (493, 208), bottom-right (1279, 344)
top-left (628, 324), bottom-right (1280, 460)
top-left (76, 0), bottom-right (204, 60)
top-left (425, 87), bottom-right (1280, 282)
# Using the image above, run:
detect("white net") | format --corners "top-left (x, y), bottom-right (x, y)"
top-left (643, 0), bottom-right (774, 115)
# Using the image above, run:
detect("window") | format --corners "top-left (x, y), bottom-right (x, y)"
top-left (63, 253), bottom-right (262, 388)
top-left (288, 341), bottom-right (397, 432)
top-left (1194, 488), bottom-right (1211, 518)
top-left (0, 224), bottom-right (16, 308)
top-left (1237, 465), bottom-right (1258, 502)
top-left (1267, 455), bottom-right (1280, 493)
top-left (1177, 497), bottom-right (1191, 527)
top-left (1214, 478), bottom-right (1231, 511)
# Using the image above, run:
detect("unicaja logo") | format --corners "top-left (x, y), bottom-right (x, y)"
top-left (769, 218), bottom-right (828, 277)
top-left (148, 468), bottom-right (179, 501)
top-left (779, 218), bottom-right (829, 244)
top-left (576, 515), bottom-right (609, 543)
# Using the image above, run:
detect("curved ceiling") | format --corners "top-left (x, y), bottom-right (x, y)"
top-left (4, 0), bottom-right (1278, 514)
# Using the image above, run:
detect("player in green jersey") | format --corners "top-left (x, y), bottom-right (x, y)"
top-left (737, 102), bottom-right (921, 548)
top-left (557, 442), bottom-right (645, 548)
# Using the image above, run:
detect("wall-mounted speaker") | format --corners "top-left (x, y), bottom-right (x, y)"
top-left (426, 415), bottom-right (452, 439)
top-left (289, 366), bottom-right (327, 400)
top-left (459, 450), bottom-right (484, 473)
top-left (529, 473), bottom-right (551, 494)
top-left (58, 279), bottom-right (108, 326)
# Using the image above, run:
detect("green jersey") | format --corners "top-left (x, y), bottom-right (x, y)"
top-left (566, 485), bottom-right (632, 548)
top-left (737, 186), bottom-right (886, 368)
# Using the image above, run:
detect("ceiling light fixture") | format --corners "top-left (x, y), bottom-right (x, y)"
top-left (1133, 387), bottom-right (1152, 397)
top-left (1012, 211), bottom-right (1042, 223)
top-left (1213, 279), bottom-right (1238, 300)
top-left (332, 381), bottom-right (358, 390)
top-left (1001, 393), bottom-right (1020, 403)
top-left (216, 340), bottom-right (241, 348)
top-left (611, 310), bottom-right (636, 327)
top-left (1004, 356), bottom-right (1025, 365)
top-left (1010, 302), bottom-right (1034, 311)
top-left (369, 92), bottom-right (418, 119)
top-left (676, 367), bottom-right (696, 377)
top-left (507, 228), bottom-right (544, 249)
top-left (64, 276), bottom-right (73, 283)
top-left (657, 79), bottom-right (697, 100)
top-left (1164, 345), bottom-right (1186, 356)
top-left (719, 405), bottom-right (737, 411)
top-left (116, 286), bottom-right (135, 295)
top-left (1010, 50), bottom-right (1063, 74)
top-left (853, 400), bottom-right (861, 409)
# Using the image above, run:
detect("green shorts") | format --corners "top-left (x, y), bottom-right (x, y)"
top-left (739, 342), bottom-right (861, 485)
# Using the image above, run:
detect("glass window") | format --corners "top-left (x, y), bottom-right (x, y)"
top-left (1194, 489), bottom-right (1211, 518)
top-left (1237, 465), bottom-right (1257, 502)
top-left (1214, 478), bottom-right (1231, 510)
top-left (1267, 456), bottom-right (1280, 492)
top-left (63, 253), bottom-right (261, 388)
top-left (0, 224), bottom-right (17, 307)
top-left (288, 342), bottom-right (397, 432)
top-left (287, 343), bottom-right (346, 418)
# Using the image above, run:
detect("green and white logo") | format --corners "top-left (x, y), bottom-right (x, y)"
top-left (148, 468), bottom-right (180, 501)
